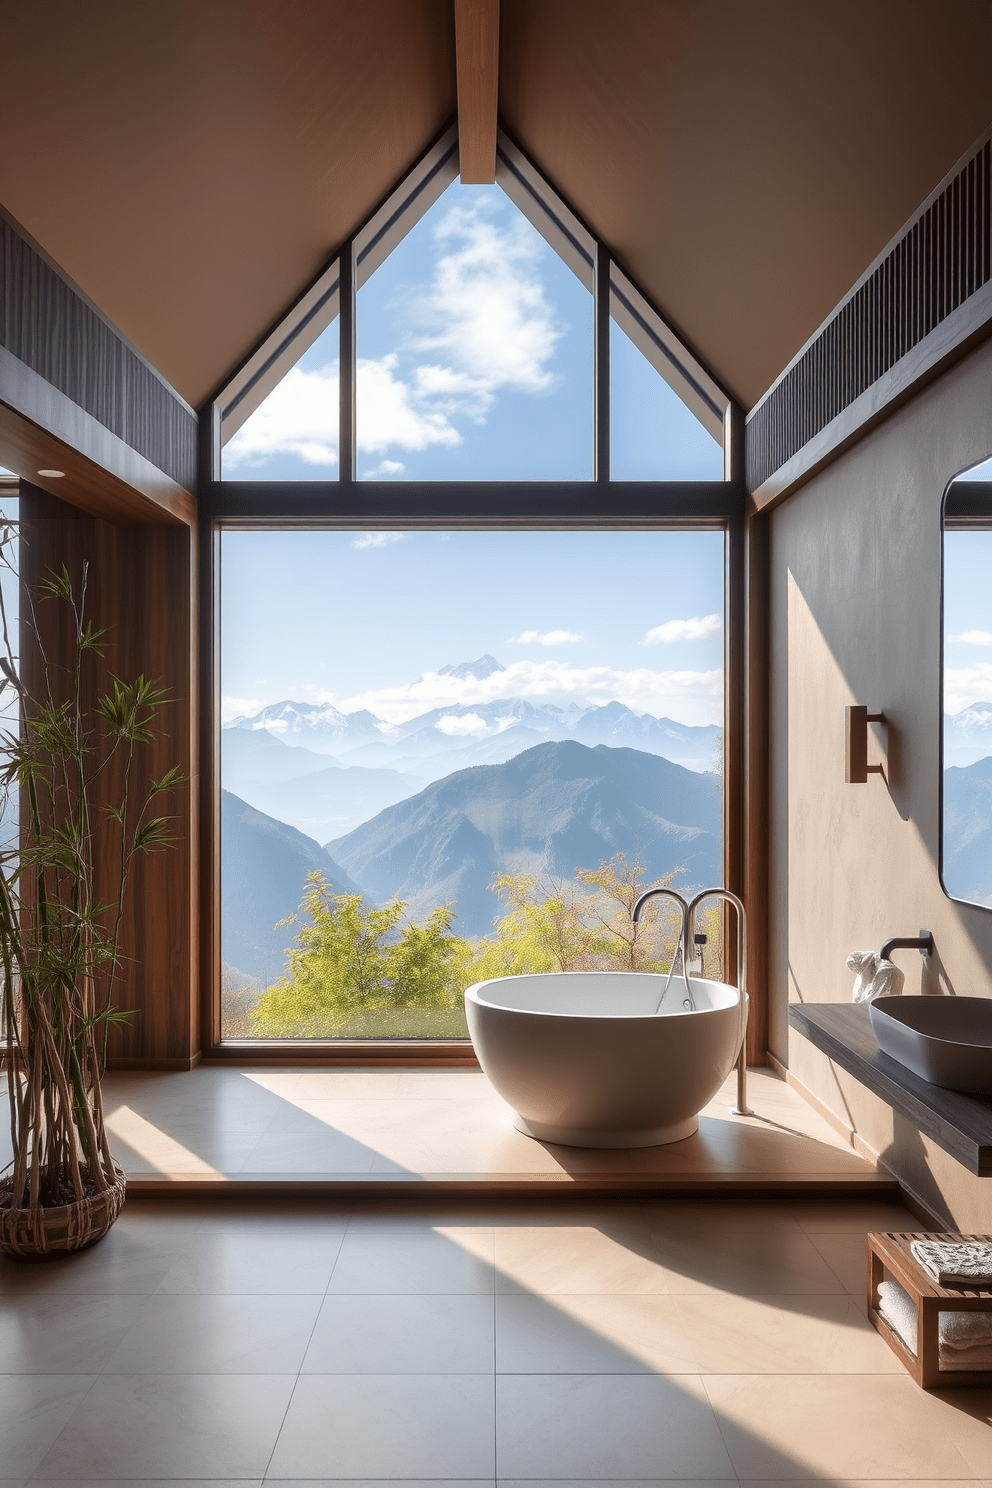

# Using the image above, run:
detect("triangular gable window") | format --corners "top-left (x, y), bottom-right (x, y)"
top-left (216, 128), bottom-right (728, 482)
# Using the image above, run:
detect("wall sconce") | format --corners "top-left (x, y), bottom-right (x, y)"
top-left (846, 705), bottom-right (886, 783)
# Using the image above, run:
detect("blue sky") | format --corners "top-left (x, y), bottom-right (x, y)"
top-left (220, 181), bottom-right (726, 730)
top-left (222, 181), bottom-right (722, 483)
top-left (221, 528), bottom-right (725, 727)
top-left (944, 455), bottom-right (992, 716)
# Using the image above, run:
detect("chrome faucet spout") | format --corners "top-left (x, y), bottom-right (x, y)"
top-left (631, 886), bottom-right (691, 1011)
top-left (686, 887), bottom-right (753, 1117)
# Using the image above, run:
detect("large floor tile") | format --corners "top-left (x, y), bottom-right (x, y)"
top-left (302, 1293), bottom-right (495, 1373)
top-left (266, 1480), bottom-right (491, 1488)
top-left (925, 1388), bottom-right (992, 1476)
top-left (0, 1293), bottom-right (143, 1372)
top-left (156, 1219), bottom-right (345, 1294)
top-left (266, 1373), bottom-right (496, 1479)
top-left (807, 1229), bottom-right (872, 1295)
top-left (674, 1290), bottom-right (900, 1372)
top-left (788, 1200), bottom-right (923, 1233)
top-left (649, 1219), bottom-right (848, 1295)
top-left (642, 1197), bottom-right (802, 1227)
top-left (104, 1293), bottom-right (322, 1373)
top-left (496, 1292), bottom-right (696, 1373)
top-left (0, 1219), bottom-right (197, 1297)
top-left (493, 1224), bottom-right (668, 1295)
top-left (327, 1225), bottom-right (494, 1292)
top-left (497, 1482), bottom-right (735, 1488)
top-left (0, 1376), bottom-right (97, 1479)
top-left (703, 1373), bottom-right (978, 1479)
top-left (730, 1481), bottom-right (979, 1488)
top-left (495, 1373), bottom-right (735, 1480)
top-left (33, 1373), bottom-right (296, 1480)
top-left (31, 1481), bottom-right (262, 1488)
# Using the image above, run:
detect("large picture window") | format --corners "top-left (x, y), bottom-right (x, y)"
top-left (204, 126), bottom-right (741, 1051)
top-left (219, 528), bottom-right (725, 1039)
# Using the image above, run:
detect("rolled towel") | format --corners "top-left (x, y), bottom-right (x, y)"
top-left (878, 1278), bottom-right (919, 1352)
top-left (911, 1238), bottom-right (992, 1287)
top-left (848, 952), bottom-right (905, 1003)
top-left (878, 1278), bottom-right (992, 1359)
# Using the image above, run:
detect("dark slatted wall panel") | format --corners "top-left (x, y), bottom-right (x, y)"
top-left (747, 140), bottom-right (992, 491)
top-left (0, 220), bottom-right (197, 491)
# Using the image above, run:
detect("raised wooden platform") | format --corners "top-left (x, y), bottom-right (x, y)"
top-left (81, 1063), bottom-right (900, 1201)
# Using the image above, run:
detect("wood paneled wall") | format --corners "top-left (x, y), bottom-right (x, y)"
top-left (19, 484), bottom-right (199, 1069)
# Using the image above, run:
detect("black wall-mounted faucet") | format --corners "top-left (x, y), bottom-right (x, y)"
top-left (879, 929), bottom-right (933, 962)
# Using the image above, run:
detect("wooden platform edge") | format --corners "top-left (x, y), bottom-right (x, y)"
top-left (123, 1170), bottom-right (902, 1200)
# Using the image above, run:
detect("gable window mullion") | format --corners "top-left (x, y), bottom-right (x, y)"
top-left (594, 239), bottom-right (611, 484)
top-left (339, 237), bottom-right (357, 484)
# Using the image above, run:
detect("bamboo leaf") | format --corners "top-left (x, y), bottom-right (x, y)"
top-left (150, 765), bottom-right (186, 794)
top-left (133, 817), bottom-right (174, 853)
top-left (37, 565), bottom-right (73, 603)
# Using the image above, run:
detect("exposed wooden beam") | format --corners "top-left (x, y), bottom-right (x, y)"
top-left (455, 0), bottom-right (499, 184)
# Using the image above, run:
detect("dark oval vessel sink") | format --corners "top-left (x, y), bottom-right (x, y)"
top-left (869, 995), bottom-right (992, 1096)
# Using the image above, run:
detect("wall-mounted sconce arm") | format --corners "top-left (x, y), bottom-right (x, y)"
top-left (846, 704), bottom-right (887, 783)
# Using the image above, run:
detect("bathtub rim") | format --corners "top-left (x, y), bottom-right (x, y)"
top-left (464, 969), bottom-right (744, 1021)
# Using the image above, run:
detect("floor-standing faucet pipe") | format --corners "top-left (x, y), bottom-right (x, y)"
top-left (631, 886), bottom-right (691, 1011)
top-left (686, 887), bottom-right (753, 1117)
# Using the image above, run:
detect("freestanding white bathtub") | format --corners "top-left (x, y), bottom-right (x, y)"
top-left (465, 971), bottom-right (748, 1148)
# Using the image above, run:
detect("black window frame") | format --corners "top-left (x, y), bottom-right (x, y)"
top-left (197, 124), bottom-right (746, 1061)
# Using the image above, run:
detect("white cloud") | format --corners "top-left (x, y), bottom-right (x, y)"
top-left (356, 354), bottom-right (461, 453)
top-left (221, 697), bottom-right (275, 723)
top-left (435, 712), bottom-right (489, 736)
top-left (949, 630), bottom-right (992, 646)
top-left (336, 658), bottom-right (723, 728)
top-left (223, 199), bottom-right (563, 472)
top-left (945, 664), bottom-right (992, 715)
top-left (362, 458), bottom-right (405, 479)
top-left (224, 363), bottom-right (340, 469)
top-left (644, 613), bottom-right (722, 645)
top-left (509, 629), bottom-right (583, 646)
top-left (410, 201), bottom-right (562, 410)
top-left (351, 532), bottom-right (410, 551)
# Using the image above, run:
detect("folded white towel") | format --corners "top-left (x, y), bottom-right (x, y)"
top-left (877, 1278), bottom-right (992, 1363)
top-left (942, 1345), bottom-right (992, 1370)
top-left (848, 951), bottom-right (904, 1003)
top-left (911, 1238), bottom-right (992, 1287)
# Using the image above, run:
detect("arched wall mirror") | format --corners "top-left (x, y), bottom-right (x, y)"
top-left (941, 454), bottom-right (992, 906)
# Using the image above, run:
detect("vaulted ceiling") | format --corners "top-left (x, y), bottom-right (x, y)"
top-left (1, 0), bottom-right (989, 411)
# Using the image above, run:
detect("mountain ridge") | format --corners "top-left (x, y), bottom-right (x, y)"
top-left (326, 739), bottom-right (721, 937)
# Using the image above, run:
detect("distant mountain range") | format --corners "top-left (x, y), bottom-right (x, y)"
top-left (222, 727), bottom-right (427, 843)
top-left (221, 790), bottom-right (360, 984)
top-left (943, 754), bottom-right (992, 905)
top-left (222, 740), bottom-right (722, 979)
top-left (326, 739), bottom-right (721, 938)
top-left (945, 702), bottom-right (992, 769)
top-left (225, 655), bottom-right (721, 839)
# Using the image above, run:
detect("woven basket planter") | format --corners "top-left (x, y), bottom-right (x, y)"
top-left (0, 1163), bottom-right (127, 1260)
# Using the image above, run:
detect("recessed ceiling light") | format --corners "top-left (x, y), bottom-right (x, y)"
top-left (37, 469), bottom-right (64, 478)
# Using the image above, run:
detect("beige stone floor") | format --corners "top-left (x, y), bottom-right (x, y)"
top-left (3, 1189), bottom-right (992, 1484)
top-left (89, 1064), bottom-right (887, 1192)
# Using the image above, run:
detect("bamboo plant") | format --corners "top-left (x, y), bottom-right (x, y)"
top-left (0, 533), bottom-right (183, 1221)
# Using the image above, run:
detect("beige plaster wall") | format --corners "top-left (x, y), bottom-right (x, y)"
top-left (769, 335), bottom-right (992, 1225)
